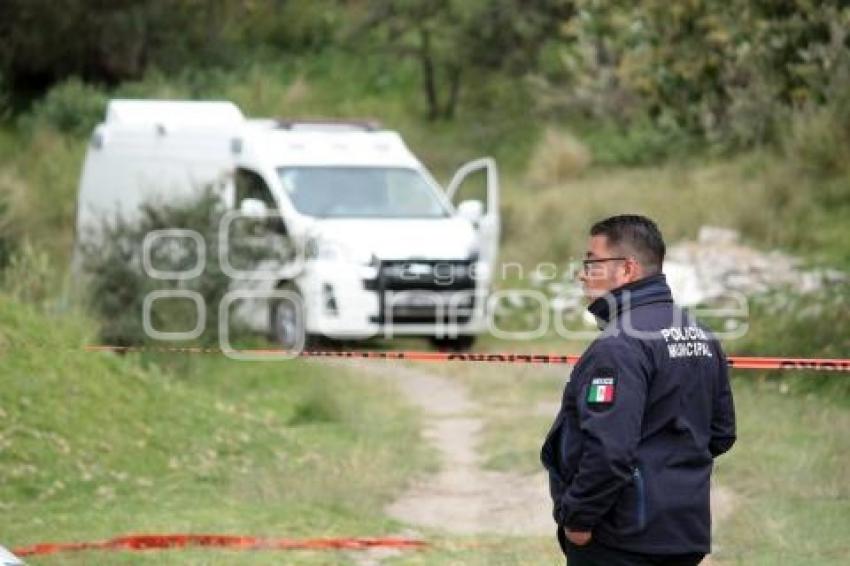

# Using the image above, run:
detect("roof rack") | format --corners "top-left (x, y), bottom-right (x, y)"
top-left (274, 119), bottom-right (382, 132)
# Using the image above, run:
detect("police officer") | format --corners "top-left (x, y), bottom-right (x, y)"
top-left (541, 215), bottom-right (736, 565)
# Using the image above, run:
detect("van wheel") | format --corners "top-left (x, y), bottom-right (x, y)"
top-left (270, 286), bottom-right (318, 351)
top-left (429, 335), bottom-right (476, 352)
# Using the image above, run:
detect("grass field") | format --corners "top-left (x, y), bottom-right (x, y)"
top-left (713, 380), bottom-right (850, 565)
top-left (0, 296), bottom-right (433, 565)
top-left (3, 280), bottom-right (848, 565)
top-left (2, 302), bottom-right (848, 564)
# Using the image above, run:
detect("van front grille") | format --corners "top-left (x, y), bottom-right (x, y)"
top-left (365, 259), bottom-right (477, 325)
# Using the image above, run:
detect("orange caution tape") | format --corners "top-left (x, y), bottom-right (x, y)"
top-left (83, 345), bottom-right (850, 371)
top-left (12, 534), bottom-right (427, 557)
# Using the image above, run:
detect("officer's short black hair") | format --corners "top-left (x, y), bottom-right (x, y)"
top-left (590, 214), bottom-right (665, 275)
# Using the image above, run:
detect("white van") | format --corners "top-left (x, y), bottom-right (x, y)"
top-left (74, 100), bottom-right (500, 350)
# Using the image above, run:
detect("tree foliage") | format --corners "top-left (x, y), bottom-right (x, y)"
top-left (352, 0), bottom-right (574, 120)
top-left (0, 0), bottom-right (335, 103)
top-left (550, 0), bottom-right (850, 144)
top-left (2, 0), bottom-right (849, 147)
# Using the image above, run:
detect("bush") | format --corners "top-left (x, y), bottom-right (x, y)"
top-left (721, 72), bottom-right (787, 150)
top-left (19, 78), bottom-right (108, 137)
top-left (580, 116), bottom-right (697, 167)
top-left (78, 190), bottom-right (285, 347)
top-left (783, 99), bottom-right (850, 184)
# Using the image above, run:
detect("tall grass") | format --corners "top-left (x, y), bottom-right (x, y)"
top-left (0, 295), bottom-right (430, 557)
top-left (731, 283), bottom-right (850, 401)
top-left (526, 128), bottom-right (592, 187)
top-left (505, 131), bottom-right (850, 271)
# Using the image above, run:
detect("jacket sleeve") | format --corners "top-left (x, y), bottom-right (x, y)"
top-left (558, 339), bottom-right (649, 531)
top-left (709, 345), bottom-right (736, 458)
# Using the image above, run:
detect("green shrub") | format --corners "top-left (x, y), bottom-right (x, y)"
top-left (79, 190), bottom-right (284, 346)
top-left (580, 116), bottom-right (698, 167)
top-left (19, 78), bottom-right (108, 137)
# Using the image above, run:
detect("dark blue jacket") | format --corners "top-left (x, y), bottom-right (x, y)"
top-left (540, 274), bottom-right (736, 555)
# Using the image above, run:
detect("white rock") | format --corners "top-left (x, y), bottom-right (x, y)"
top-left (697, 226), bottom-right (740, 245)
top-left (663, 261), bottom-right (707, 307)
top-left (661, 225), bottom-right (842, 303)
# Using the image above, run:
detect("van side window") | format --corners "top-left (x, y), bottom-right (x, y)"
top-left (235, 168), bottom-right (276, 208)
top-left (235, 167), bottom-right (287, 235)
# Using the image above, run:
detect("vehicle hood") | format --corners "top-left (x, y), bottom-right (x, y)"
top-left (310, 217), bottom-right (477, 261)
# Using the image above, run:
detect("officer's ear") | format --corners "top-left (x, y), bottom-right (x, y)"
top-left (624, 256), bottom-right (644, 281)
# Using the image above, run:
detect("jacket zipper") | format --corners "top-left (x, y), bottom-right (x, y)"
top-left (633, 466), bottom-right (647, 531)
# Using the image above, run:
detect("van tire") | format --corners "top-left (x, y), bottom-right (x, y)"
top-left (269, 283), bottom-right (319, 351)
top-left (429, 335), bottom-right (476, 352)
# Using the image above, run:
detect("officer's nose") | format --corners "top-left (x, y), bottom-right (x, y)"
top-left (578, 267), bottom-right (588, 284)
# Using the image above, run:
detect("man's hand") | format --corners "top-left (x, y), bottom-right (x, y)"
top-left (564, 528), bottom-right (592, 546)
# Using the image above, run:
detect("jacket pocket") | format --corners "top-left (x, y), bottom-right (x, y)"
top-left (607, 466), bottom-right (647, 536)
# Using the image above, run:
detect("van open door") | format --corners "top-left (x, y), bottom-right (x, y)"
top-left (446, 157), bottom-right (500, 279)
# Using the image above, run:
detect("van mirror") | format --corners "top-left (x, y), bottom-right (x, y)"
top-left (457, 199), bottom-right (483, 224)
top-left (269, 217), bottom-right (288, 236)
top-left (240, 197), bottom-right (267, 219)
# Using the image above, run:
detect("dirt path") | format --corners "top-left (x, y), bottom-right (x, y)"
top-left (340, 359), bottom-right (553, 537)
top-left (333, 358), bottom-right (737, 564)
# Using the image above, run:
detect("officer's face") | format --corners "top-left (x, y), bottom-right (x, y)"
top-left (579, 235), bottom-right (638, 300)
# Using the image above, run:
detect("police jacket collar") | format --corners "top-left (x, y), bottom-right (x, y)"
top-left (587, 273), bottom-right (673, 326)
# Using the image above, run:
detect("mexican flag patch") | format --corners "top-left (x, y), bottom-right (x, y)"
top-left (587, 376), bottom-right (616, 404)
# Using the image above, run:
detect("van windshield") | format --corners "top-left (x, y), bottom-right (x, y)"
top-left (277, 166), bottom-right (450, 218)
